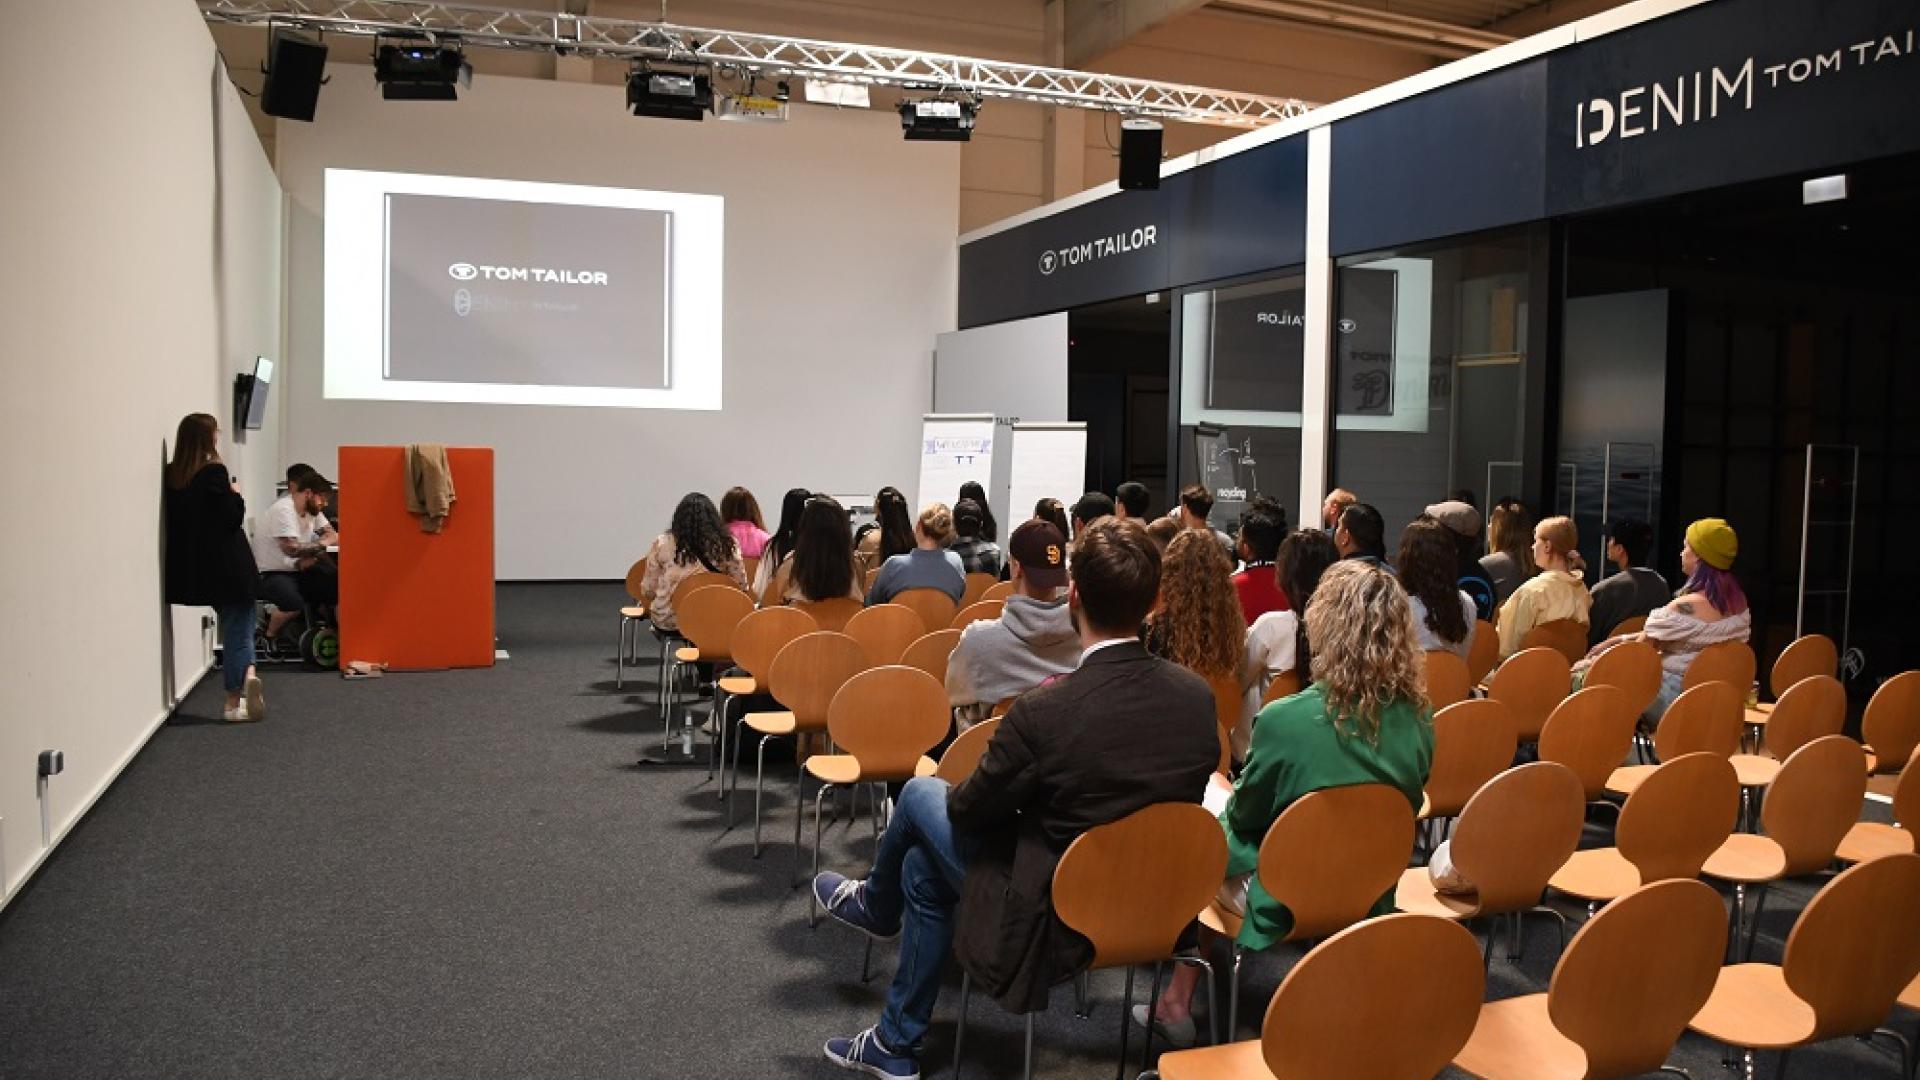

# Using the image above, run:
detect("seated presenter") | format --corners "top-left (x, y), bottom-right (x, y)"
top-left (251, 469), bottom-right (338, 640)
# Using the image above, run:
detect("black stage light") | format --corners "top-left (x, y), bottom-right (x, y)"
top-left (375, 40), bottom-right (471, 101)
top-left (1118, 118), bottom-right (1163, 190)
top-left (260, 28), bottom-right (328, 122)
top-left (899, 98), bottom-right (975, 142)
top-left (627, 64), bottom-right (713, 121)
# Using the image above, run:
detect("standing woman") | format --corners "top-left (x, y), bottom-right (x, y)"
top-left (719, 486), bottom-right (770, 560)
top-left (1480, 498), bottom-right (1539, 607)
top-left (751, 487), bottom-right (811, 604)
top-left (1495, 515), bottom-right (1591, 658)
top-left (163, 413), bottom-right (264, 722)
top-left (957, 480), bottom-right (999, 543)
top-left (1396, 518), bottom-right (1477, 659)
top-left (640, 493), bottom-right (749, 632)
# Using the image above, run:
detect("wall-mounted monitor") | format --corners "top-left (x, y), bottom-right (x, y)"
top-left (239, 355), bottom-right (273, 430)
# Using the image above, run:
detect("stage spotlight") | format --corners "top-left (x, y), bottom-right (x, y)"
top-left (374, 39), bottom-right (471, 100)
top-left (898, 98), bottom-right (975, 141)
top-left (627, 64), bottom-right (713, 121)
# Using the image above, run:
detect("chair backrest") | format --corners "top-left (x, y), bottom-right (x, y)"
top-left (1206, 673), bottom-right (1242, 735)
top-left (1681, 639), bottom-right (1756, 693)
top-left (981, 580), bottom-right (1015, 602)
top-left (1424, 650), bottom-right (1471, 709)
top-left (891, 587), bottom-right (959, 635)
top-left (669, 570), bottom-right (739, 612)
top-left (766, 631), bottom-right (871, 731)
top-left (950, 599), bottom-right (1004, 631)
top-left (741, 555), bottom-right (760, 589)
top-left (674, 585), bottom-right (755, 661)
top-left (1488, 646), bottom-right (1572, 742)
top-left (1763, 734), bottom-right (1868, 876)
top-left (1537, 685), bottom-right (1638, 800)
top-left (793, 596), bottom-right (862, 632)
top-left (1424, 699), bottom-right (1517, 820)
top-left (1769, 633), bottom-right (1838, 698)
top-left (1862, 671), bottom-right (1920, 776)
top-left (728, 606), bottom-right (819, 682)
top-left (1616, 752), bottom-right (1741, 883)
top-left (1650, 681), bottom-right (1745, 761)
top-left (961, 572), bottom-right (998, 608)
top-left (899, 629), bottom-right (962, 686)
top-left (623, 559), bottom-right (648, 603)
top-left (1260, 914), bottom-right (1484, 1080)
top-left (1448, 761), bottom-right (1586, 914)
top-left (991, 696), bottom-right (1017, 718)
top-left (1523, 618), bottom-right (1590, 664)
top-left (1760, 674), bottom-right (1847, 761)
top-left (1780, 852), bottom-right (1920, 1041)
top-left (1609, 614), bottom-right (1648, 639)
top-left (1052, 802), bottom-right (1229, 970)
top-left (1257, 784), bottom-right (1416, 942)
top-left (1467, 619), bottom-right (1501, 684)
top-left (1546, 879), bottom-right (1729, 1079)
top-left (1585, 638), bottom-right (1663, 721)
top-left (825, 666), bottom-right (951, 777)
top-left (842, 603), bottom-right (927, 666)
top-left (935, 717), bottom-right (999, 785)
top-left (1260, 668), bottom-right (1305, 707)
top-left (1897, 747), bottom-right (1920, 831)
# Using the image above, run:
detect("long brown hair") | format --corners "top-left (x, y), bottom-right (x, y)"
top-left (1145, 529), bottom-right (1243, 679)
top-left (792, 495), bottom-right (856, 601)
top-left (166, 413), bottom-right (220, 490)
top-left (1488, 499), bottom-right (1538, 577)
top-left (719, 486), bottom-right (764, 530)
top-left (1304, 560), bottom-right (1429, 743)
top-left (1397, 518), bottom-right (1469, 645)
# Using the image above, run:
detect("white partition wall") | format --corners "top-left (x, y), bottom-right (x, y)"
top-left (932, 313), bottom-right (1070, 528)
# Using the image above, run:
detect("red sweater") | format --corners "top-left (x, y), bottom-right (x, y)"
top-left (1233, 565), bottom-right (1289, 626)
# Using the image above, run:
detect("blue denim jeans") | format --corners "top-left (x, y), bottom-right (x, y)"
top-left (866, 776), bottom-right (972, 1054)
top-left (217, 602), bottom-right (256, 693)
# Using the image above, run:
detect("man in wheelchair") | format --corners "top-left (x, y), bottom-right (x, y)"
top-left (251, 467), bottom-right (340, 663)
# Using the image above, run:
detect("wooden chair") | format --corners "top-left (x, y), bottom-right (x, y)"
top-left (1396, 762), bottom-right (1586, 971)
top-left (1536, 685), bottom-right (1638, 804)
top-left (717, 606), bottom-right (817, 803)
top-left (1701, 735), bottom-right (1869, 960)
top-left (1752, 633), bottom-right (1839, 720)
top-left (1523, 618), bottom-right (1590, 665)
top-left (1420, 699), bottom-right (1517, 836)
top-left (1425, 650), bottom-right (1472, 709)
top-left (737, 631), bottom-right (870, 859)
top-left (1604, 681), bottom-right (1744, 799)
top-left (1837, 744), bottom-right (1920, 863)
top-left (961, 572), bottom-right (998, 608)
top-left (935, 717), bottom-right (999, 785)
top-left (616, 558), bottom-right (650, 690)
top-left (890, 587), bottom-right (959, 635)
top-left (899, 629), bottom-right (962, 686)
top-left (662, 584), bottom-right (754, 768)
top-left (1727, 675), bottom-right (1847, 824)
top-left (1863, 671), bottom-right (1920, 782)
top-left (981, 580), bottom-right (1015, 603)
top-left (803, 666), bottom-right (950, 919)
top-left (1258, 669), bottom-right (1303, 708)
top-left (1159, 914), bottom-right (1484, 1080)
top-left (1549, 753), bottom-right (1740, 912)
top-left (1208, 672), bottom-right (1247, 768)
top-left (954, 803), bottom-right (1229, 1077)
top-left (668, 570), bottom-right (741, 612)
top-left (950, 599), bottom-right (1003, 631)
top-left (1488, 646), bottom-right (1572, 743)
top-left (842, 604), bottom-right (925, 666)
top-left (1452, 879), bottom-right (1728, 1080)
top-left (1199, 784), bottom-right (1417, 1037)
top-left (1681, 639), bottom-right (1756, 693)
top-left (1688, 853), bottom-right (1920, 1078)
top-left (1608, 614), bottom-right (1648, 639)
top-left (741, 555), bottom-right (759, 588)
top-left (793, 596), bottom-right (861, 632)
top-left (1583, 638), bottom-right (1663, 722)
top-left (1467, 618), bottom-right (1501, 685)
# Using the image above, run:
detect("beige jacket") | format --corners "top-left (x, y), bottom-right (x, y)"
top-left (405, 443), bottom-right (455, 533)
top-left (1496, 569), bottom-right (1592, 658)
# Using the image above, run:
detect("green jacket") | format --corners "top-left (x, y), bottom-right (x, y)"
top-left (1220, 683), bottom-right (1433, 950)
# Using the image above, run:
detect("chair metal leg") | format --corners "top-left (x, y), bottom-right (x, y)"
top-left (616, 617), bottom-right (628, 689)
top-left (953, 970), bottom-right (971, 1079)
top-left (1117, 965), bottom-right (1135, 1080)
top-left (1226, 943), bottom-right (1243, 1039)
top-left (1023, 1011), bottom-right (1035, 1080)
top-left (1657, 1067), bottom-right (1692, 1078)
top-left (1074, 970), bottom-right (1091, 1019)
top-left (1527, 904), bottom-right (1571, 959)
top-left (1744, 884), bottom-right (1770, 962)
top-left (808, 781), bottom-right (835, 925)
top-left (1871, 1029), bottom-right (1913, 1080)
top-left (726, 715), bottom-right (751, 818)
top-left (708, 685), bottom-right (727, 782)
top-left (793, 757), bottom-right (810, 886)
top-left (752, 735), bottom-right (779, 856)
top-left (1175, 955), bottom-right (1219, 1047)
top-left (661, 660), bottom-right (679, 751)
top-left (1141, 960), bottom-right (1165, 1073)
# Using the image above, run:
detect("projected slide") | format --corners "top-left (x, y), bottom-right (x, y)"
top-left (325, 169), bottom-right (723, 409)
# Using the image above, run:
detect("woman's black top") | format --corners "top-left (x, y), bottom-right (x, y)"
top-left (164, 462), bottom-right (259, 606)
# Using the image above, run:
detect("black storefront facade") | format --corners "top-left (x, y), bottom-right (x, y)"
top-left (956, 0), bottom-right (1920, 697)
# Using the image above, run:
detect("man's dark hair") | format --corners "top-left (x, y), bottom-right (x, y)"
top-left (1070, 518), bottom-right (1161, 633)
top-left (287, 463), bottom-right (316, 485)
top-left (1608, 518), bottom-right (1654, 566)
top-left (1071, 491), bottom-right (1115, 528)
top-left (1114, 481), bottom-right (1151, 519)
top-left (1339, 502), bottom-right (1386, 559)
top-left (292, 472), bottom-right (334, 499)
top-left (1237, 500), bottom-right (1286, 563)
top-left (1178, 483), bottom-right (1214, 522)
top-left (1450, 488), bottom-right (1478, 510)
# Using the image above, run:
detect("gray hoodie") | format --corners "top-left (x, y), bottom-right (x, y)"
top-left (945, 594), bottom-right (1081, 728)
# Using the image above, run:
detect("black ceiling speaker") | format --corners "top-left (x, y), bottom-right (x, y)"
top-left (1119, 118), bottom-right (1163, 190)
top-left (260, 29), bottom-right (329, 122)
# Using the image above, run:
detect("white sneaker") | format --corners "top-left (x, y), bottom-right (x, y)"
top-left (223, 703), bottom-right (254, 723)
top-left (1130, 1002), bottom-right (1196, 1048)
top-left (244, 675), bottom-right (266, 722)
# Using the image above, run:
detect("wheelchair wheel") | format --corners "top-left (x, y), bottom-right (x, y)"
top-left (300, 626), bottom-right (341, 670)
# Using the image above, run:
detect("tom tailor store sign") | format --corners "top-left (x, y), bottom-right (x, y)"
top-left (1037, 225), bottom-right (1159, 276)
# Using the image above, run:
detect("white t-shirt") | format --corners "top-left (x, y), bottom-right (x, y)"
top-left (251, 494), bottom-right (329, 573)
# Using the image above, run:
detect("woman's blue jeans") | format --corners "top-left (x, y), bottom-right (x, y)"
top-left (217, 603), bottom-right (256, 693)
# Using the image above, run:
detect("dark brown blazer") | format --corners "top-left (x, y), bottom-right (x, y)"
top-left (948, 639), bottom-right (1218, 1012)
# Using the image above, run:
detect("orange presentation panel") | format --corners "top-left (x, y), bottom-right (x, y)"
top-left (337, 446), bottom-right (495, 670)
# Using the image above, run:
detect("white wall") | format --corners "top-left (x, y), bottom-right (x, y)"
top-left (0, 0), bottom-right (283, 903)
top-left (277, 72), bottom-right (960, 579)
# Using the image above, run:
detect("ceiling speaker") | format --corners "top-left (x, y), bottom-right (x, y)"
top-left (1119, 118), bottom-right (1163, 190)
top-left (261, 30), bottom-right (328, 122)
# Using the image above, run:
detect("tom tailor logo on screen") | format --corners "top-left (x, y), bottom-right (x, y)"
top-left (446, 262), bottom-right (611, 285)
top-left (1574, 28), bottom-right (1915, 149)
top-left (1037, 225), bottom-right (1158, 276)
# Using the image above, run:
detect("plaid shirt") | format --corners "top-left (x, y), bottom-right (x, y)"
top-left (949, 537), bottom-right (1003, 577)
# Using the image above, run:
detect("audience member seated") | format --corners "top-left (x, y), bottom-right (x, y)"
top-left (1426, 499), bottom-right (1497, 621)
top-left (1480, 498), bottom-right (1539, 607)
top-left (947, 498), bottom-right (1002, 577)
top-left (1397, 518), bottom-right (1476, 659)
top-left (1143, 528), bottom-right (1246, 738)
top-left (1242, 530), bottom-right (1339, 738)
top-left (640, 493), bottom-right (749, 632)
top-left (1585, 517), bottom-right (1671, 646)
top-left (750, 487), bottom-right (810, 604)
top-left (1177, 483), bottom-right (1239, 564)
top-left (1495, 514), bottom-right (1590, 658)
top-left (855, 486), bottom-right (916, 578)
top-left (946, 520), bottom-right (1077, 732)
top-left (868, 503), bottom-right (966, 605)
top-left (810, 519), bottom-right (1218, 1079)
top-left (781, 495), bottom-right (864, 604)
top-left (1113, 480), bottom-right (1151, 521)
top-left (1333, 501), bottom-right (1389, 568)
top-left (1069, 491), bottom-right (1114, 537)
top-left (1614, 518), bottom-right (1750, 724)
top-left (1142, 559), bottom-right (1434, 1046)
top-left (1319, 487), bottom-right (1357, 532)
top-left (251, 469), bottom-right (338, 641)
top-left (1230, 498), bottom-right (1289, 626)
top-left (720, 486), bottom-right (770, 560)
top-left (957, 481), bottom-right (999, 545)
top-left (1145, 515), bottom-right (1181, 554)
top-left (1033, 497), bottom-right (1071, 543)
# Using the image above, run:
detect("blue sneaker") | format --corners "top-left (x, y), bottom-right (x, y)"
top-left (813, 872), bottom-right (900, 941)
top-left (824, 1027), bottom-right (919, 1080)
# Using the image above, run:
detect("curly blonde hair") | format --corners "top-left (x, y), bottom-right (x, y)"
top-left (1303, 560), bottom-right (1429, 743)
top-left (1144, 529), bottom-right (1244, 679)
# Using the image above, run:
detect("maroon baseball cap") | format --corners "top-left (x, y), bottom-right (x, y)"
top-left (1009, 519), bottom-right (1068, 589)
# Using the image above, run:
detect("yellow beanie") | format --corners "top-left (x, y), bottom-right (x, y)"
top-left (1686, 518), bottom-right (1737, 570)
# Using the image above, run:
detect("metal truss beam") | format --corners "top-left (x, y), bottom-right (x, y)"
top-left (198, 0), bottom-right (1316, 127)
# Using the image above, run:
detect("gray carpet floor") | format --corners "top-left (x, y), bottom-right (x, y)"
top-left (0, 583), bottom-right (1907, 1079)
